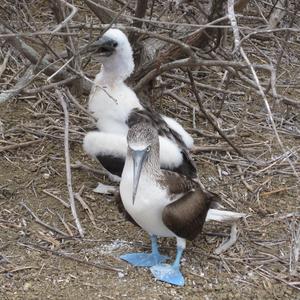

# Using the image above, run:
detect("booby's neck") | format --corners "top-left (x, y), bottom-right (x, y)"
top-left (97, 53), bottom-right (135, 86)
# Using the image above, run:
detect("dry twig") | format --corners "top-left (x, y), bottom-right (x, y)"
top-left (56, 89), bottom-right (84, 237)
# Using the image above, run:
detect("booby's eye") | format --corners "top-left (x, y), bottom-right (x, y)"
top-left (112, 41), bottom-right (118, 48)
top-left (146, 146), bottom-right (151, 152)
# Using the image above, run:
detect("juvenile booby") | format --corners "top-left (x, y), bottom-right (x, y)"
top-left (83, 29), bottom-right (196, 184)
top-left (118, 122), bottom-right (245, 286)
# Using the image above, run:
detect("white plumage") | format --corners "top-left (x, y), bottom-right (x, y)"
top-left (88, 30), bottom-right (142, 134)
top-left (89, 76), bottom-right (142, 135)
top-left (162, 115), bottom-right (194, 149)
top-left (84, 28), bottom-right (196, 184)
top-left (120, 156), bottom-right (175, 237)
top-left (83, 131), bottom-right (184, 171)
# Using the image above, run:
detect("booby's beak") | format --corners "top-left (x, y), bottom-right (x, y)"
top-left (132, 148), bottom-right (148, 205)
top-left (89, 36), bottom-right (118, 57)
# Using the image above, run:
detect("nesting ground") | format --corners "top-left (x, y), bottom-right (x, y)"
top-left (1, 1), bottom-right (300, 299)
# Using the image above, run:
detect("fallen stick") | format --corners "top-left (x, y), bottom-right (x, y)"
top-left (18, 242), bottom-right (123, 273)
top-left (0, 140), bottom-right (41, 153)
top-left (56, 89), bottom-right (84, 238)
top-left (187, 69), bottom-right (245, 158)
top-left (21, 202), bottom-right (69, 237)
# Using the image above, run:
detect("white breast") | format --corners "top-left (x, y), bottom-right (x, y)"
top-left (89, 76), bottom-right (142, 135)
top-left (120, 158), bottom-right (175, 237)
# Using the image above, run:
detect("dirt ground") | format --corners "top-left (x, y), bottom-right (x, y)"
top-left (0, 92), bottom-right (299, 299)
top-left (1, 0), bottom-right (300, 299)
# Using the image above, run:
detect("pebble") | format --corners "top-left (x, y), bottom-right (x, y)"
top-left (23, 282), bottom-right (32, 291)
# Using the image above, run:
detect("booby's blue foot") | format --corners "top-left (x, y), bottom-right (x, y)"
top-left (120, 252), bottom-right (168, 267)
top-left (150, 264), bottom-right (184, 286)
top-left (120, 235), bottom-right (168, 267)
top-left (150, 244), bottom-right (185, 286)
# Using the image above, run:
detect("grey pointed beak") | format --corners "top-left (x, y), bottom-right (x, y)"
top-left (132, 149), bottom-right (148, 205)
top-left (88, 36), bottom-right (118, 56)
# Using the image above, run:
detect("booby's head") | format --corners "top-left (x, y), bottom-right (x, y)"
top-left (91, 28), bottom-right (134, 81)
top-left (127, 123), bottom-right (160, 204)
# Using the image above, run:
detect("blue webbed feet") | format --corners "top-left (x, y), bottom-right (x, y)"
top-left (120, 252), bottom-right (168, 267)
top-left (121, 235), bottom-right (168, 267)
top-left (150, 264), bottom-right (185, 286)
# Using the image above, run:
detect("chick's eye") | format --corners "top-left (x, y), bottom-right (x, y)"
top-left (146, 146), bottom-right (151, 152)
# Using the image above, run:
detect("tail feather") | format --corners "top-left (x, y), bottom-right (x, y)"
top-left (206, 209), bottom-right (246, 222)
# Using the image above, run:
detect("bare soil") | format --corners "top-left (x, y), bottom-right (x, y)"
top-left (0, 94), bottom-right (299, 299)
top-left (1, 0), bottom-right (300, 299)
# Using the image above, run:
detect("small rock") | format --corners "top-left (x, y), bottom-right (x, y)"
top-left (23, 282), bottom-right (31, 291)
top-left (43, 173), bottom-right (50, 179)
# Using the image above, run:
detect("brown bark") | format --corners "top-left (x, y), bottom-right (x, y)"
top-left (132, 0), bottom-right (226, 85)
top-left (84, 0), bottom-right (114, 24)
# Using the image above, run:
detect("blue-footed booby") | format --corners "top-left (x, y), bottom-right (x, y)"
top-left (83, 29), bottom-right (196, 187)
top-left (118, 122), bottom-right (245, 286)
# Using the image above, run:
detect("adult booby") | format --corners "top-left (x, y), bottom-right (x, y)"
top-left (83, 29), bottom-right (196, 184)
top-left (118, 122), bottom-right (245, 286)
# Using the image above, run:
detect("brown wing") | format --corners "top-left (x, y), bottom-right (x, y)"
top-left (158, 170), bottom-right (198, 197)
top-left (115, 192), bottom-right (140, 227)
top-left (162, 188), bottom-right (218, 240)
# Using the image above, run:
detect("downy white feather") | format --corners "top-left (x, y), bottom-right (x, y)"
top-left (88, 29), bottom-right (193, 145)
top-left (83, 131), bottom-right (183, 169)
top-left (162, 115), bottom-right (194, 149)
top-left (88, 29), bottom-right (142, 134)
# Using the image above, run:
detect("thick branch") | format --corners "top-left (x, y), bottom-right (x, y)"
top-left (0, 66), bottom-right (34, 103)
top-left (132, 0), bottom-right (148, 28)
top-left (84, 0), bottom-right (115, 23)
top-left (2, 26), bottom-right (91, 94)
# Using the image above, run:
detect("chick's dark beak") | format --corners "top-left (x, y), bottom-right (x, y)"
top-left (89, 36), bottom-right (118, 57)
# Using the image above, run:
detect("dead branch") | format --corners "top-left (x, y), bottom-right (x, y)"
top-left (74, 186), bottom-right (96, 226)
top-left (268, 0), bottom-right (287, 29)
top-left (50, 0), bottom-right (78, 34)
top-left (23, 76), bottom-right (77, 95)
top-left (21, 202), bottom-right (69, 237)
top-left (18, 242), bottom-right (123, 273)
top-left (0, 66), bottom-right (35, 103)
top-left (132, 0), bottom-right (148, 29)
top-left (56, 89), bottom-right (84, 238)
top-left (1, 26), bottom-right (91, 93)
top-left (42, 189), bottom-right (70, 208)
top-left (227, 0), bottom-right (300, 180)
top-left (0, 139), bottom-right (41, 153)
top-left (289, 220), bottom-right (300, 275)
top-left (71, 160), bottom-right (108, 176)
top-left (187, 69), bottom-right (244, 158)
top-left (84, 0), bottom-right (115, 23)
top-left (2, 26), bottom-right (67, 80)
top-left (0, 48), bottom-right (11, 78)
